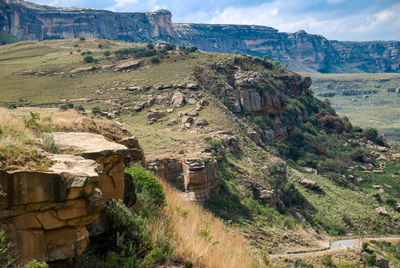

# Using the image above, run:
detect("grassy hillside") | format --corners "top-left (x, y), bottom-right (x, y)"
top-left (306, 72), bottom-right (400, 144)
top-left (1, 39), bottom-right (400, 267)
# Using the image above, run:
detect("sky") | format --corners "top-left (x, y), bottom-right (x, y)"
top-left (30, 0), bottom-right (400, 41)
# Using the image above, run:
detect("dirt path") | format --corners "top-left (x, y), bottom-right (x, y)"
top-left (271, 236), bottom-right (400, 258)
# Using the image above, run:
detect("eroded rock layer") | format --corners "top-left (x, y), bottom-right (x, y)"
top-left (0, 132), bottom-right (144, 266)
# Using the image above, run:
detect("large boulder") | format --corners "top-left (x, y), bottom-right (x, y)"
top-left (170, 92), bottom-right (186, 107)
top-left (148, 109), bottom-right (165, 120)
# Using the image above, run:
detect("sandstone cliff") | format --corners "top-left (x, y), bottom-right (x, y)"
top-left (0, 0), bottom-right (175, 42)
top-left (1, 1), bottom-right (400, 73)
top-left (0, 132), bottom-right (144, 266)
top-left (174, 24), bottom-right (400, 73)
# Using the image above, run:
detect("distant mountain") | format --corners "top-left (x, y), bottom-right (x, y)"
top-left (1, 0), bottom-right (399, 73)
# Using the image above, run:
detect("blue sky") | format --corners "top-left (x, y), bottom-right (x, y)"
top-left (30, 0), bottom-right (400, 41)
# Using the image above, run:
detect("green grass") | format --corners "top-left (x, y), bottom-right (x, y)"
top-left (305, 72), bottom-right (400, 144)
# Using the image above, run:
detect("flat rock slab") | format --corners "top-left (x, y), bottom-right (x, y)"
top-left (52, 132), bottom-right (127, 153)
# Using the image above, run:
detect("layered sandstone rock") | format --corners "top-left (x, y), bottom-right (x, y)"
top-left (0, 132), bottom-right (144, 266)
top-left (148, 157), bottom-right (220, 201)
top-left (0, 0), bottom-right (175, 42)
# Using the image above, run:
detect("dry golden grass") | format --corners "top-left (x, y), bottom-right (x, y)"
top-left (151, 180), bottom-right (257, 268)
top-left (41, 109), bottom-right (130, 141)
top-left (0, 108), bottom-right (50, 170)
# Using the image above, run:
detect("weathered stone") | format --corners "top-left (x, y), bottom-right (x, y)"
top-left (167, 118), bottom-right (178, 126)
top-left (375, 206), bottom-right (388, 216)
top-left (299, 179), bottom-right (319, 191)
top-left (148, 110), bottom-right (165, 120)
top-left (186, 83), bottom-right (198, 90)
top-left (186, 97), bottom-right (197, 105)
top-left (194, 118), bottom-right (208, 126)
top-left (182, 108), bottom-right (198, 116)
top-left (182, 116), bottom-right (194, 125)
top-left (156, 94), bottom-right (169, 105)
top-left (7, 230), bottom-right (46, 265)
top-left (70, 66), bottom-right (98, 74)
top-left (170, 92), bottom-right (186, 107)
top-left (114, 60), bottom-right (143, 71)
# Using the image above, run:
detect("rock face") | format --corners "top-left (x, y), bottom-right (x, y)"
top-left (0, 132), bottom-right (144, 266)
top-left (175, 24), bottom-right (400, 73)
top-left (1, 1), bottom-right (399, 73)
top-left (148, 157), bottom-right (220, 201)
top-left (196, 57), bottom-right (310, 142)
top-left (0, 0), bottom-right (175, 42)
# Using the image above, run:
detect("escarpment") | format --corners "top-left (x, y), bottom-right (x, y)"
top-left (0, 0), bottom-right (175, 42)
top-left (0, 132), bottom-right (144, 266)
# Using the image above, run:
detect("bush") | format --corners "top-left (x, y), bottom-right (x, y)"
top-left (361, 253), bottom-right (376, 266)
top-left (320, 255), bottom-right (333, 267)
top-left (91, 106), bottom-right (101, 115)
top-left (60, 102), bottom-right (74, 111)
top-left (104, 50), bottom-right (111, 58)
top-left (79, 36), bottom-right (86, 41)
top-left (75, 104), bottom-right (85, 112)
top-left (83, 55), bottom-right (95, 63)
top-left (150, 56), bottom-right (160, 64)
top-left (26, 260), bottom-right (49, 268)
top-left (363, 128), bottom-right (378, 141)
top-left (164, 43), bottom-right (176, 51)
top-left (143, 233), bottom-right (174, 266)
top-left (125, 164), bottom-right (166, 208)
top-left (0, 229), bottom-right (13, 267)
top-left (146, 43), bottom-right (154, 49)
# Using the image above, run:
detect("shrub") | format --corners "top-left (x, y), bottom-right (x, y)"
top-left (327, 224), bottom-right (345, 236)
top-left (125, 164), bottom-right (166, 208)
top-left (146, 43), bottom-right (154, 49)
top-left (150, 56), bottom-right (160, 64)
top-left (75, 104), bottom-right (85, 112)
top-left (98, 44), bottom-right (103, 49)
top-left (143, 233), bottom-right (174, 266)
top-left (6, 103), bottom-right (16, 109)
top-left (164, 43), bottom-right (175, 51)
top-left (363, 128), bottom-right (378, 141)
top-left (60, 102), bottom-right (73, 111)
top-left (320, 255), bottom-right (333, 267)
top-left (91, 106), bottom-right (101, 115)
top-left (0, 229), bottom-right (13, 267)
top-left (26, 260), bottom-right (49, 268)
top-left (79, 36), bottom-right (86, 41)
top-left (83, 55), bottom-right (95, 63)
top-left (40, 134), bottom-right (60, 154)
top-left (104, 50), bottom-right (111, 58)
top-left (361, 253), bottom-right (376, 266)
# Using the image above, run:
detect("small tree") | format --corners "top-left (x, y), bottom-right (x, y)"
top-left (92, 106), bottom-right (101, 115)
top-left (83, 55), bottom-right (95, 63)
top-left (79, 36), bottom-right (86, 42)
top-left (104, 50), bottom-right (111, 59)
top-left (146, 43), bottom-right (154, 49)
top-left (150, 56), bottom-right (160, 64)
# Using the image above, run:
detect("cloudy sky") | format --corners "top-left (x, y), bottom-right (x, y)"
top-left (30, 0), bottom-right (400, 41)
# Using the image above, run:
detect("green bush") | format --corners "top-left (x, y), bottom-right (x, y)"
top-left (361, 252), bottom-right (376, 266)
top-left (104, 50), bottom-right (111, 58)
top-left (143, 233), bottom-right (174, 266)
top-left (91, 106), bottom-right (101, 115)
top-left (363, 128), bottom-right (378, 141)
top-left (26, 259), bottom-right (48, 268)
top-left (83, 55), bottom-right (95, 63)
top-left (125, 164), bottom-right (166, 208)
top-left (150, 56), bottom-right (160, 64)
top-left (60, 102), bottom-right (74, 111)
top-left (0, 229), bottom-right (13, 267)
top-left (320, 255), bottom-right (333, 267)
top-left (79, 36), bottom-right (86, 41)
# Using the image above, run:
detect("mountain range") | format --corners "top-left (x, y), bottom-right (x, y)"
top-left (1, 0), bottom-right (400, 73)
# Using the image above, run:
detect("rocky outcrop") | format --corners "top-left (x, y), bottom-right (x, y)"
top-left (148, 157), bottom-right (220, 201)
top-left (0, 132), bottom-right (144, 266)
top-left (195, 57), bottom-right (310, 142)
top-left (0, 0), bottom-right (175, 42)
top-left (175, 24), bottom-right (400, 73)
